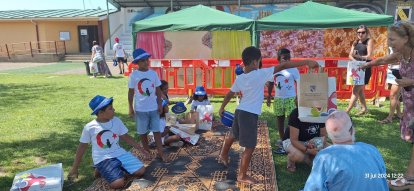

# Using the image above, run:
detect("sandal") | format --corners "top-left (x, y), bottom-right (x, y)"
top-left (389, 176), bottom-right (414, 190)
top-left (355, 110), bottom-right (369, 116)
top-left (379, 117), bottom-right (393, 124)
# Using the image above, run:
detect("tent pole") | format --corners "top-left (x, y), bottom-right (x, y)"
top-left (385, 0), bottom-right (388, 15)
top-left (238, 0), bottom-right (240, 16)
top-left (171, 0), bottom-right (173, 12)
top-left (106, 0), bottom-right (112, 47)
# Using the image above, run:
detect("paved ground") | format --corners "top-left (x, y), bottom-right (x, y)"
top-left (0, 61), bottom-right (123, 76)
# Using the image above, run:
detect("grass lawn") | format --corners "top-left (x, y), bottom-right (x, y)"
top-left (0, 71), bottom-right (411, 191)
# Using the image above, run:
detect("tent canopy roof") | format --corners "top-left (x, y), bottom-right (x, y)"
top-left (133, 4), bottom-right (254, 32)
top-left (257, 1), bottom-right (393, 30)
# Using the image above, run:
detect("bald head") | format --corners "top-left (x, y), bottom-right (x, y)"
top-left (325, 111), bottom-right (354, 144)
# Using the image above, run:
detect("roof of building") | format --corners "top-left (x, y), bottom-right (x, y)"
top-left (0, 9), bottom-right (117, 20)
top-left (108, 0), bottom-right (384, 8)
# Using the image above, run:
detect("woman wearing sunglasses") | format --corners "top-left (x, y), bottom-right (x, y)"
top-left (361, 21), bottom-right (414, 190)
top-left (345, 25), bottom-right (374, 115)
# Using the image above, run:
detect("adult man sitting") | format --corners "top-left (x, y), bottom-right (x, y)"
top-left (304, 111), bottom-right (388, 191)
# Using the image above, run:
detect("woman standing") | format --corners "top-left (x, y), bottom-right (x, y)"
top-left (346, 25), bottom-right (374, 115)
top-left (361, 21), bottom-right (414, 189)
top-left (91, 41), bottom-right (112, 78)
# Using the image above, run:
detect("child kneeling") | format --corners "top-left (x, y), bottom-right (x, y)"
top-left (68, 95), bottom-right (150, 189)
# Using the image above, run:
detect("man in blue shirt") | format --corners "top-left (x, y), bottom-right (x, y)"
top-left (304, 111), bottom-right (388, 191)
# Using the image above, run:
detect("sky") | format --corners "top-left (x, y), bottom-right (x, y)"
top-left (0, 0), bottom-right (116, 11)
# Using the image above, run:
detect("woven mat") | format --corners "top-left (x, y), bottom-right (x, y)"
top-left (86, 121), bottom-right (277, 191)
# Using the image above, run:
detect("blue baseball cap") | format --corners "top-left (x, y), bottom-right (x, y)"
top-left (132, 48), bottom-right (151, 63)
top-left (89, 95), bottom-right (113, 115)
top-left (194, 86), bottom-right (206, 96)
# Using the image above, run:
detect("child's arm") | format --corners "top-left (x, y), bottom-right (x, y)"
top-left (128, 88), bottom-right (135, 118)
top-left (274, 60), bottom-right (319, 74)
top-left (219, 91), bottom-right (236, 117)
top-left (120, 134), bottom-right (150, 158)
top-left (267, 81), bottom-right (274, 107)
top-left (156, 87), bottom-right (163, 114)
top-left (68, 143), bottom-right (88, 180)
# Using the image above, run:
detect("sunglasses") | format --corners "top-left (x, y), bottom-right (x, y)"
top-left (357, 31), bottom-right (366, 34)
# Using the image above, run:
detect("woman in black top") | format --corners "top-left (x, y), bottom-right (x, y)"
top-left (345, 25), bottom-right (374, 115)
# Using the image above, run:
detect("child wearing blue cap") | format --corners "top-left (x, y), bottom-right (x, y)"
top-left (190, 86), bottom-right (210, 111)
top-left (68, 95), bottom-right (150, 189)
top-left (128, 48), bottom-right (166, 161)
top-left (219, 46), bottom-right (319, 184)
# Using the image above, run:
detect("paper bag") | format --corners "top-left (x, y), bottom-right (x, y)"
top-left (10, 163), bottom-right (63, 191)
top-left (298, 73), bottom-right (334, 123)
top-left (165, 113), bottom-right (177, 126)
top-left (174, 123), bottom-right (197, 135)
top-left (170, 127), bottom-right (200, 145)
top-left (346, 61), bottom-right (366, 85)
top-left (182, 111), bottom-right (199, 127)
top-left (196, 105), bottom-right (213, 131)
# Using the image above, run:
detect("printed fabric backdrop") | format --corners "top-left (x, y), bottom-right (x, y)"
top-left (260, 26), bottom-right (388, 59)
top-left (164, 31), bottom-right (212, 59)
top-left (260, 30), bottom-right (325, 58)
top-left (324, 26), bottom-right (388, 58)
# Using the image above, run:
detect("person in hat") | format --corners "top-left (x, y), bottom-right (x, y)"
top-left (304, 111), bottom-right (388, 191)
top-left (190, 86), bottom-right (210, 111)
top-left (128, 48), bottom-right (166, 161)
top-left (219, 46), bottom-right (319, 184)
top-left (266, 48), bottom-right (300, 155)
top-left (113, 37), bottom-right (127, 74)
top-left (68, 95), bottom-right (150, 189)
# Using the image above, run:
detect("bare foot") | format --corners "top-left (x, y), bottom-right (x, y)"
top-left (237, 175), bottom-right (257, 184)
top-left (219, 154), bottom-right (229, 167)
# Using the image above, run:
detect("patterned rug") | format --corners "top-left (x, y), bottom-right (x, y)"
top-left (86, 121), bottom-right (277, 191)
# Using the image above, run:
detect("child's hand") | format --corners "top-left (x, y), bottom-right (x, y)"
top-left (68, 168), bottom-right (78, 181)
top-left (129, 109), bottom-right (135, 118)
top-left (218, 108), bottom-right (225, 117)
top-left (266, 97), bottom-right (271, 107)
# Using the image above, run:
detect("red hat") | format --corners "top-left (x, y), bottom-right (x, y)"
top-left (114, 37), bottom-right (119, 42)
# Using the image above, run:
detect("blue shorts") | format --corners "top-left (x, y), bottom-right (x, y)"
top-left (135, 110), bottom-right (160, 135)
top-left (95, 152), bottom-right (144, 183)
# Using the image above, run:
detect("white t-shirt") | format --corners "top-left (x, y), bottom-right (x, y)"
top-left (128, 69), bottom-right (161, 112)
top-left (231, 67), bottom-right (274, 115)
top-left (79, 117), bottom-right (128, 165)
top-left (190, 100), bottom-right (210, 110)
top-left (112, 43), bottom-right (125, 57)
top-left (272, 68), bottom-right (300, 98)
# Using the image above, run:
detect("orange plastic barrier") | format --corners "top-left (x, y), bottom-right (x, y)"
top-left (125, 58), bottom-right (390, 99)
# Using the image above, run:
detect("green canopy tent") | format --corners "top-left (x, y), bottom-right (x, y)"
top-left (132, 4), bottom-right (255, 47)
top-left (257, 1), bottom-right (393, 31)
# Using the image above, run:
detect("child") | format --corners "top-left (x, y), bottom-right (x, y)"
top-left (113, 37), bottom-right (127, 74)
top-left (149, 80), bottom-right (184, 147)
top-left (190, 86), bottom-right (210, 111)
top-left (219, 46), bottom-right (318, 184)
top-left (128, 48), bottom-right (166, 161)
top-left (266, 48), bottom-right (300, 154)
top-left (68, 95), bottom-right (149, 189)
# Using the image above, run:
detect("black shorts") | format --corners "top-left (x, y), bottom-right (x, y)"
top-left (232, 109), bottom-right (259, 148)
top-left (116, 57), bottom-right (126, 63)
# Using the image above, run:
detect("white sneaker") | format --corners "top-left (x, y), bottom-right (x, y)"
top-left (170, 141), bottom-right (184, 147)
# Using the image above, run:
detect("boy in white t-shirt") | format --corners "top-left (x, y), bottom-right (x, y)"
top-left (219, 46), bottom-right (318, 184)
top-left (266, 48), bottom-right (300, 154)
top-left (113, 37), bottom-right (127, 74)
top-left (68, 95), bottom-right (149, 189)
top-left (128, 48), bottom-right (166, 161)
